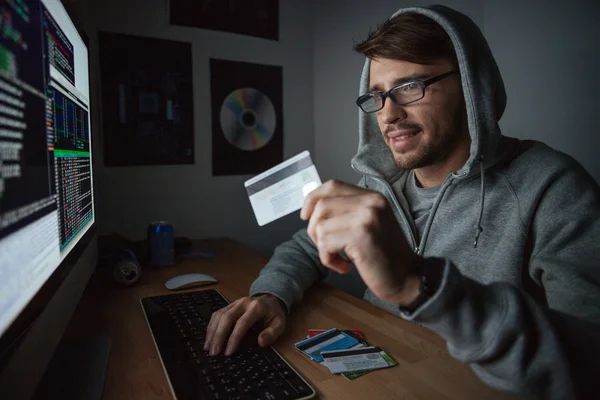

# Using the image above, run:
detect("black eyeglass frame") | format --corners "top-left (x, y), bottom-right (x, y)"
top-left (356, 70), bottom-right (458, 113)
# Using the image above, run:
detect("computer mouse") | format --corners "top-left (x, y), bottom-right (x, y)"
top-left (165, 273), bottom-right (218, 290)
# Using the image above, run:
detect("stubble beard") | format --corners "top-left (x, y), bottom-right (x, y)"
top-left (391, 104), bottom-right (468, 170)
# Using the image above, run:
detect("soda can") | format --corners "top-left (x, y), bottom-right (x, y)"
top-left (148, 221), bottom-right (174, 267)
top-left (114, 248), bottom-right (142, 286)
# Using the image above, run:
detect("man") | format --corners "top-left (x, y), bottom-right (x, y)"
top-left (204, 5), bottom-right (600, 399)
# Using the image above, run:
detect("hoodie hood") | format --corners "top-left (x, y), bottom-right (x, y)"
top-left (351, 5), bottom-right (507, 181)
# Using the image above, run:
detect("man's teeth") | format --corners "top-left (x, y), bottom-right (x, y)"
top-left (396, 133), bottom-right (416, 140)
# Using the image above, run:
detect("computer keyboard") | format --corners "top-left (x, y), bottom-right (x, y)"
top-left (141, 289), bottom-right (316, 400)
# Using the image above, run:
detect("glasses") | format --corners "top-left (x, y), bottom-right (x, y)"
top-left (356, 70), bottom-right (457, 113)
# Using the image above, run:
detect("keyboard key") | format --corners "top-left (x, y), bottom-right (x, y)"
top-left (280, 369), bottom-right (294, 378)
top-left (250, 372), bottom-right (261, 380)
top-left (232, 371), bottom-right (243, 379)
top-left (227, 364), bottom-right (239, 372)
top-left (259, 392), bottom-right (277, 400)
top-left (287, 378), bottom-right (313, 396)
top-left (267, 372), bottom-right (280, 380)
top-left (219, 377), bottom-right (231, 385)
top-left (280, 388), bottom-right (296, 398)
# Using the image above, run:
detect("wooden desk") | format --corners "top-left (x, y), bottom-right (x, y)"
top-left (65, 238), bottom-right (520, 399)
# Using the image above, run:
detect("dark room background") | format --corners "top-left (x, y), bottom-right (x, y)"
top-left (69, 0), bottom-right (600, 297)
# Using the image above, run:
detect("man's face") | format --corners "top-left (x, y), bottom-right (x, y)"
top-left (369, 57), bottom-right (469, 170)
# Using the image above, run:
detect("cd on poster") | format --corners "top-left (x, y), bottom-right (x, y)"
top-left (219, 88), bottom-right (276, 151)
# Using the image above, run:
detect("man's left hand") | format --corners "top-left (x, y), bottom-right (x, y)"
top-left (300, 180), bottom-right (422, 306)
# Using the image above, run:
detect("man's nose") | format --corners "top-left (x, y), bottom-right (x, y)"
top-left (378, 98), bottom-right (407, 125)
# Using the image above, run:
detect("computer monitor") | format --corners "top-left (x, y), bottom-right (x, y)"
top-left (0, 0), bottom-right (98, 397)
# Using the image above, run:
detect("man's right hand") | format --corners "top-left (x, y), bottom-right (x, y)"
top-left (203, 294), bottom-right (286, 356)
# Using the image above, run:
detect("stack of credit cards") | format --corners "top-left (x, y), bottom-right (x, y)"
top-left (294, 328), bottom-right (397, 380)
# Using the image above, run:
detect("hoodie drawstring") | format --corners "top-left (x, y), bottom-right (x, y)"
top-left (474, 155), bottom-right (485, 248)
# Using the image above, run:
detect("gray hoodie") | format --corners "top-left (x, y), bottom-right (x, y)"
top-left (249, 5), bottom-right (600, 399)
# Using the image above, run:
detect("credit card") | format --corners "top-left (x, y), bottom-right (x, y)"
top-left (294, 328), bottom-right (359, 363)
top-left (336, 330), bottom-right (372, 380)
top-left (244, 151), bottom-right (321, 226)
top-left (341, 346), bottom-right (398, 381)
top-left (307, 329), bottom-right (364, 339)
top-left (321, 346), bottom-right (397, 374)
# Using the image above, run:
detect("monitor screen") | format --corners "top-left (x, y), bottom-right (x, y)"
top-left (0, 0), bottom-right (94, 339)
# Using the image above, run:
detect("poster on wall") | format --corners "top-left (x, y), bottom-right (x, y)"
top-left (169, 0), bottom-right (279, 41)
top-left (98, 32), bottom-right (194, 166)
top-left (210, 58), bottom-right (283, 176)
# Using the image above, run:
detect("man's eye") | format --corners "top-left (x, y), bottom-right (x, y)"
top-left (402, 83), bottom-right (419, 91)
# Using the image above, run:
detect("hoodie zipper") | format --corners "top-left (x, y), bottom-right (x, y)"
top-left (353, 165), bottom-right (420, 255)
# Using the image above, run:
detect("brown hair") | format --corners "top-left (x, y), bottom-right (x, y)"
top-left (354, 12), bottom-right (457, 66)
